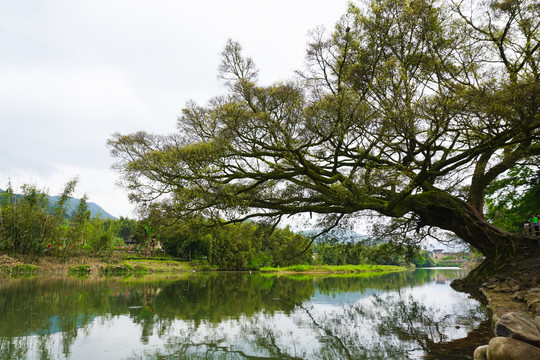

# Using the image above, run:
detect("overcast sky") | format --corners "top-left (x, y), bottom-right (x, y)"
top-left (0, 0), bottom-right (351, 218)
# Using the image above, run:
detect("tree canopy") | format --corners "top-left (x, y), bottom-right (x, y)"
top-left (109, 0), bottom-right (540, 274)
top-left (486, 164), bottom-right (540, 232)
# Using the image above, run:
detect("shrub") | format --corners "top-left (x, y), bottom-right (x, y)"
top-left (11, 264), bottom-right (38, 273)
top-left (69, 264), bottom-right (91, 275)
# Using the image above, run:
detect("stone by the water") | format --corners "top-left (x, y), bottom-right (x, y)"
top-left (487, 337), bottom-right (540, 360)
top-left (473, 344), bottom-right (488, 360)
top-left (495, 312), bottom-right (540, 347)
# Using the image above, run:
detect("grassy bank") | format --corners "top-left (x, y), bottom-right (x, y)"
top-left (0, 253), bottom-right (406, 276)
top-left (260, 264), bottom-right (406, 274)
top-left (0, 253), bottom-right (204, 276)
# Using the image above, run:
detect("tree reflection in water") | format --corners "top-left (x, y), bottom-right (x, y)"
top-left (0, 270), bottom-right (489, 359)
top-left (126, 277), bottom-right (487, 359)
top-left (293, 293), bottom-right (490, 360)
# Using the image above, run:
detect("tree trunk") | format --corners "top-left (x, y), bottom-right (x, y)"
top-left (399, 191), bottom-right (539, 287)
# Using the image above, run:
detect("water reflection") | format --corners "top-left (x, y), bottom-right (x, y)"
top-left (0, 269), bottom-right (489, 359)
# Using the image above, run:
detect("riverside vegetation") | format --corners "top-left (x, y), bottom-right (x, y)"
top-left (0, 180), bottom-right (429, 274)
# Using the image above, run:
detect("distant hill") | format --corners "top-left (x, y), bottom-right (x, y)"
top-left (0, 189), bottom-right (116, 220)
top-left (49, 195), bottom-right (117, 220)
top-left (300, 228), bottom-right (370, 243)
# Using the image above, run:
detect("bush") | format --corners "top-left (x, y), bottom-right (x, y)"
top-left (102, 264), bottom-right (131, 275)
top-left (69, 264), bottom-right (91, 275)
top-left (190, 260), bottom-right (215, 271)
top-left (10, 264), bottom-right (38, 273)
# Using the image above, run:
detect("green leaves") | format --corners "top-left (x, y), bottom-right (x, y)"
top-left (109, 0), bottom-right (540, 259)
top-left (218, 39), bottom-right (258, 89)
top-left (0, 181), bottom-right (122, 257)
top-left (157, 217), bottom-right (312, 270)
top-left (485, 164), bottom-right (540, 232)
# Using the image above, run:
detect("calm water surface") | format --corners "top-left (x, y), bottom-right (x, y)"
top-left (0, 269), bottom-right (491, 360)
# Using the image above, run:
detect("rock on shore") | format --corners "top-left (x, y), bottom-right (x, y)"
top-left (474, 313), bottom-right (540, 359)
top-left (474, 274), bottom-right (540, 359)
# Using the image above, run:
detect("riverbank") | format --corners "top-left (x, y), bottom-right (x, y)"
top-left (451, 252), bottom-right (540, 359)
top-left (0, 253), bottom-right (201, 275)
top-left (0, 254), bottom-right (407, 276)
top-left (452, 252), bottom-right (540, 317)
top-left (2, 252), bottom-right (533, 316)
top-left (260, 264), bottom-right (406, 274)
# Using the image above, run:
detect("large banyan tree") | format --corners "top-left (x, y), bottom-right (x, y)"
top-left (109, 0), bottom-right (540, 282)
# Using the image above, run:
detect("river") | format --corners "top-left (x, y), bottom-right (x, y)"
top-left (0, 268), bottom-right (491, 359)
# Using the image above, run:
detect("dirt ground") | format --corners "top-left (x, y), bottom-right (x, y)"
top-left (465, 251), bottom-right (540, 318)
top-left (486, 291), bottom-right (530, 316)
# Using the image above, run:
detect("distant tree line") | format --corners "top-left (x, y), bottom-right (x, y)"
top-left (313, 237), bottom-right (437, 268)
top-left (1, 180), bottom-right (447, 269)
top-left (156, 218), bottom-right (313, 270)
top-left (0, 180), bottom-right (314, 269)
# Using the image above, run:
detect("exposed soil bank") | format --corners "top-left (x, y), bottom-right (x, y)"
top-left (452, 251), bottom-right (540, 318)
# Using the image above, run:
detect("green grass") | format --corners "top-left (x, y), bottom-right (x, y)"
top-left (124, 259), bottom-right (192, 272)
top-left (259, 264), bottom-right (405, 273)
top-left (133, 264), bottom-right (149, 273)
top-left (69, 264), bottom-right (91, 275)
top-left (10, 264), bottom-right (38, 273)
top-left (101, 263), bottom-right (143, 275)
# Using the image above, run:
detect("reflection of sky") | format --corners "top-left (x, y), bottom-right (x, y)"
top-left (15, 270), bottom-right (487, 359)
top-left (67, 317), bottom-right (153, 359)
top-left (308, 269), bottom-right (464, 308)
top-left (310, 288), bottom-right (383, 306)
top-left (27, 314), bottom-right (98, 337)
top-left (308, 271), bottom-right (482, 341)
top-left (22, 313), bottom-right (322, 359)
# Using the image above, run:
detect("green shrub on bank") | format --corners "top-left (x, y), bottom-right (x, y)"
top-left (101, 262), bottom-right (153, 275)
top-left (69, 264), bottom-right (91, 275)
top-left (133, 264), bottom-right (149, 273)
top-left (190, 260), bottom-right (216, 271)
top-left (1, 264), bottom-right (39, 274)
top-left (102, 264), bottom-right (129, 275)
top-left (10, 264), bottom-right (38, 273)
top-left (260, 264), bottom-right (404, 273)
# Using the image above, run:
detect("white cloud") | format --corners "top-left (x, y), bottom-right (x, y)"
top-left (0, 0), bottom-right (350, 218)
